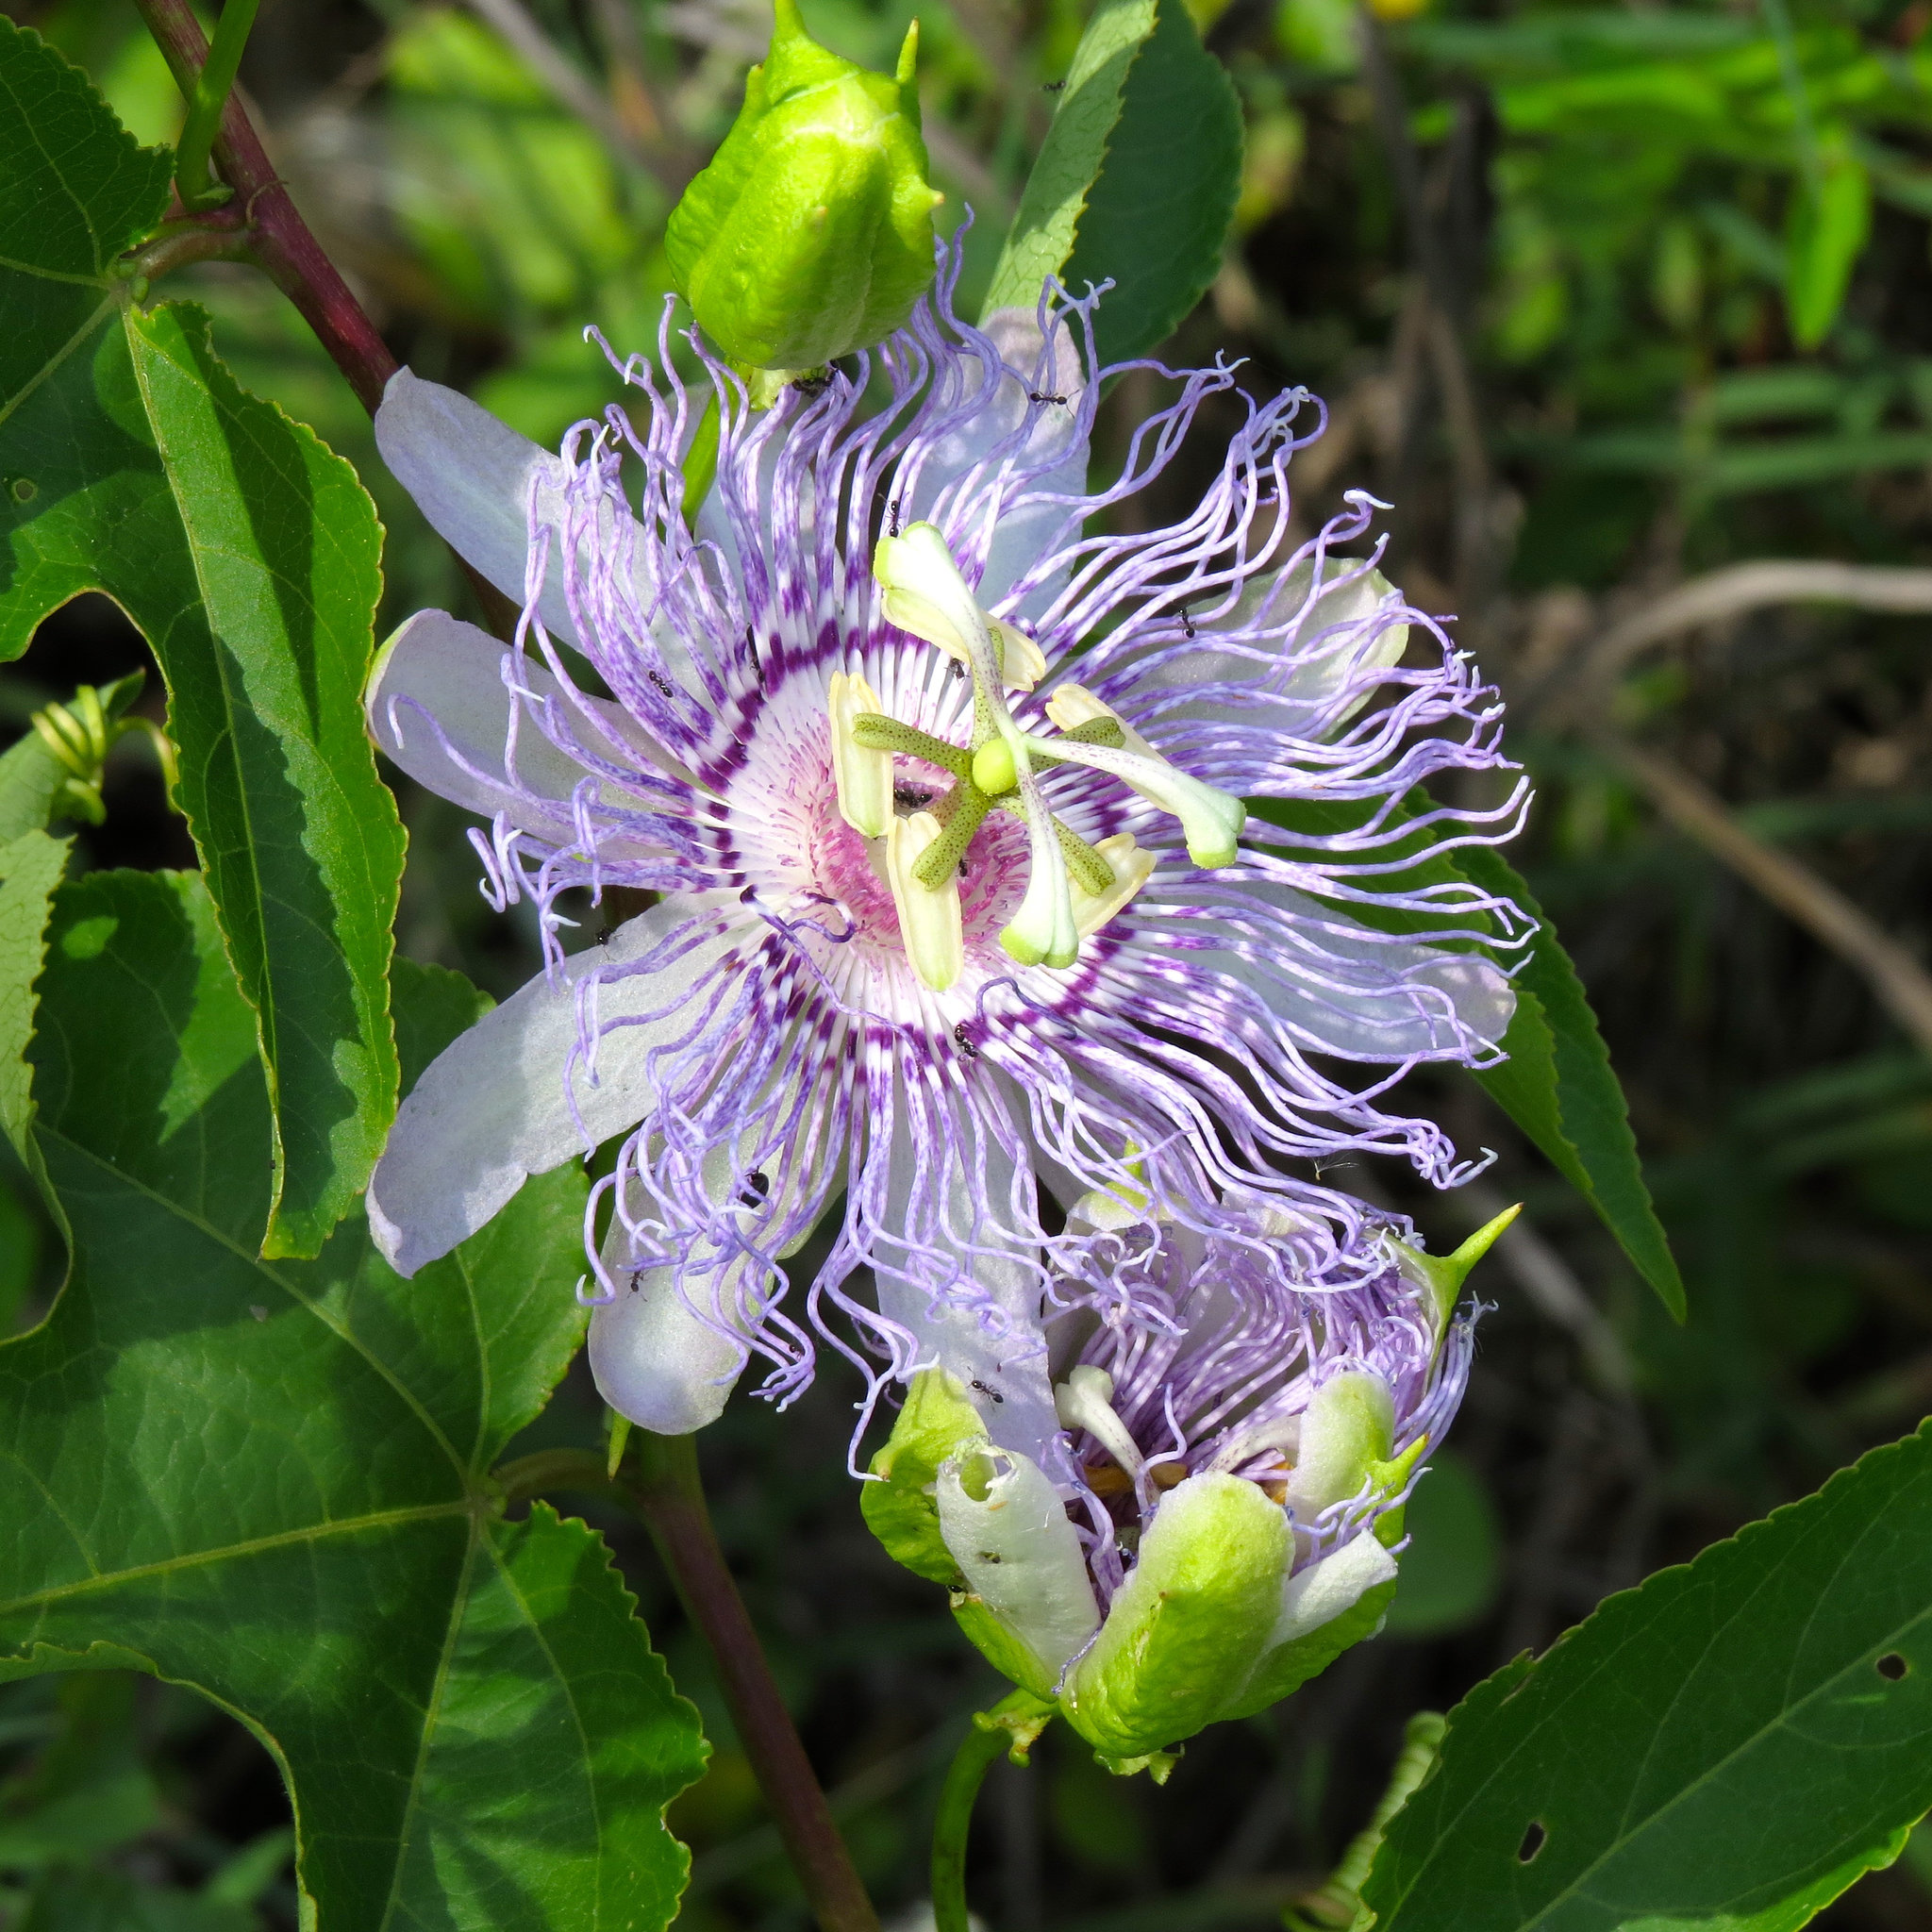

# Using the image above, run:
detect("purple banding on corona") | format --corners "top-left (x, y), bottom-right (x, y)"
top-left (366, 226), bottom-right (1528, 1434)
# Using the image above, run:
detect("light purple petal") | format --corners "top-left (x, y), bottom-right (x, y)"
top-left (368, 900), bottom-right (740, 1277)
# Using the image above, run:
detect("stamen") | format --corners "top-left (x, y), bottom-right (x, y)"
top-left (885, 810), bottom-right (964, 991)
top-left (827, 671), bottom-right (892, 837)
top-left (1045, 683), bottom-right (1158, 761)
top-left (1070, 832), bottom-right (1158, 938)
top-left (1056, 821), bottom-right (1118, 898)
top-left (850, 712), bottom-right (973, 776)
top-left (1055, 1366), bottom-right (1146, 1481)
top-left (911, 780), bottom-right (993, 887)
top-left (1026, 732), bottom-right (1245, 871)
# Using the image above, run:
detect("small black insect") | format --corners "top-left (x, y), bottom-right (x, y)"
top-left (648, 669), bottom-right (675, 697)
top-left (741, 1169), bottom-right (770, 1208)
top-left (1179, 603), bottom-right (1197, 640)
top-left (958, 858), bottom-right (971, 878)
top-left (953, 1022), bottom-right (978, 1059)
top-left (627, 1269), bottom-right (645, 1292)
top-left (791, 370), bottom-right (831, 398)
top-left (887, 497), bottom-right (902, 538)
top-left (1028, 390), bottom-right (1069, 406)
top-left (971, 1377), bottom-right (1006, 1405)
top-left (893, 784), bottom-right (934, 810)
top-left (1043, 77), bottom-right (1066, 92)
top-left (947, 657), bottom-right (967, 680)
top-left (744, 625), bottom-right (757, 652)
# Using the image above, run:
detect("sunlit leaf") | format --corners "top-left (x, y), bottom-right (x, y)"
top-left (0, 872), bottom-right (708, 1928)
top-left (1785, 144), bottom-right (1872, 352)
top-left (1363, 1421), bottom-right (1932, 1932)
top-left (0, 21), bottom-right (404, 1258)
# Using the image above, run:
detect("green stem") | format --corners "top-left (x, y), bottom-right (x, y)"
top-left (172, 0), bottom-right (262, 210)
top-left (624, 1433), bottom-right (881, 1932)
top-left (931, 1690), bottom-right (1057, 1932)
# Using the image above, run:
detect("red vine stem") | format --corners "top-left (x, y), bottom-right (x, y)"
top-left (130, 0), bottom-right (398, 413)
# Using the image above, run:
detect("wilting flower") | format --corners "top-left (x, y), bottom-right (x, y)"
top-left (361, 235), bottom-right (1525, 1441)
top-left (864, 1200), bottom-right (1509, 1768)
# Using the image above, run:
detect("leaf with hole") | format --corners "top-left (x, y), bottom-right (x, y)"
top-left (0, 20), bottom-right (404, 1259)
top-left (1362, 1420), bottom-right (1932, 1930)
top-left (0, 872), bottom-right (707, 1928)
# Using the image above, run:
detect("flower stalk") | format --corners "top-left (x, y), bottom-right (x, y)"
top-left (624, 1433), bottom-right (881, 1932)
top-left (930, 1690), bottom-right (1056, 1932)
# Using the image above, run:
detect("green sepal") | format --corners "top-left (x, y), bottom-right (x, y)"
top-left (1387, 1206), bottom-right (1520, 1338)
top-left (664, 0), bottom-right (941, 368)
top-left (862, 1367), bottom-right (988, 1584)
top-left (1094, 1747), bottom-right (1178, 1784)
top-left (950, 1591), bottom-right (1059, 1702)
top-left (1059, 1474), bottom-right (1290, 1758)
top-left (1212, 1575), bottom-right (1400, 1726)
top-left (1368, 1435), bottom-right (1430, 1548)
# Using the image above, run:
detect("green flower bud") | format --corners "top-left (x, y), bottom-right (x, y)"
top-left (1059, 1474), bottom-right (1290, 1760)
top-left (664, 0), bottom-right (944, 371)
top-left (861, 1366), bottom-right (987, 1584)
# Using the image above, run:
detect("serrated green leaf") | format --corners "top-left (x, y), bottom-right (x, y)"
top-left (1058, 0), bottom-right (1243, 366)
top-left (0, 828), bottom-right (71, 1168)
top-left (1457, 842), bottom-right (1684, 1320)
top-left (0, 21), bottom-right (405, 1260)
top-left (1252, 791), bottom-right (1681, 1316)
top-left (1, 869), bottom-right (707, 1929)
top-left (981, 0), bottom-right (1157, 315)
top-left (1362, 1422), bottom-right (1932, 1932)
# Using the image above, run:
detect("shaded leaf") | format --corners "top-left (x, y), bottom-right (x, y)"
top-left (981, 0), bottom-right (1156, 314)
top-left (1059, 0), bottom-right (1244, 367)
top-left (1458, 842), bottom-right (1685, 1320)
top-left (0, 828), bottom-right (70, 1168)
top-left (0, 869), bottom-right (707, 1929)
top-left (0, 21), bottom-right (405, 1259)
top-left (1363, 1422), bottom-right (1932, 1931)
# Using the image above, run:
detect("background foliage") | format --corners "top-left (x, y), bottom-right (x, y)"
top-left (8, 0), bottom-right (1932, 1924)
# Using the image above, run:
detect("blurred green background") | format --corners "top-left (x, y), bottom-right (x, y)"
top-left (9, 0), bottom-right (1932, 1924)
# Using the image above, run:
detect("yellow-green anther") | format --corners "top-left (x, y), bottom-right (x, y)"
top-left (1388, 1205), bottom-right (1520, 1341)
top-left (910, 782), bottom-right (993, 888)
top-left (1067, 1143), bottom-right (1156, 1233)
top-left (1285, 1371), bottom-right (1396, 1523)
top-left (987, 619), bottom-right (1045, 692)
top-left (663, 0), bottom-right (943, 369)
top-left (1060, 1474), bottom-right (1291, 1758)
top-left (1001, 803), bottom-right (1079, 968)
top-left (886, 810), bottom-right (964, 991)
top-left (1035, 733), bottom-right (1246, 870)
top-left (1070, 833), bottom-right (1157, 939)
top-left (1045, 683), bottom-right (1159, 762)
top-left (874, 524), bottom-right (1040, 695)
top-left (1055, 821), bottom-right (1118, 898)
top-left (827, 670), bottom-right (892, 836)
top-left (848, 712), bottom-right (974, 776)
top-left (862, 1367), bottom-right (989, 1583)
top-left (1054, 1366), bottom-right (1145, 1481)
top-left (938, 1445), bottom-right (1101, 1682)
top-left (972, 738), bottom-right (1018, 796)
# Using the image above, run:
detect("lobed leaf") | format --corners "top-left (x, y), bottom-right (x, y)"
top-left (1362, 1421), bottom-right (1932, 1931)
top-left (0, 870), bottom-right (707, 1929)
top-left (0, 21), bottom-right (405, 1258)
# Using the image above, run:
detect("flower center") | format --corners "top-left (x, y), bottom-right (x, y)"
top-left (824, 520), bottom-right (1246, 992)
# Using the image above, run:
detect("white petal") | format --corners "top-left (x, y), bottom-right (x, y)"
top-left (366, 608), bottom-right (678, 844)
top-left (908, 309), bottom-right (1090, 622)
top-left (1141, 558), bottom-right (1409, 743)
top-left (937, 1445), bottom-right (1100, 1674)
top-left (589, 1257), bottom-right (748, 1436)
top-left (376, 369), bottom-right (581, 646)
top-left (1268, 1530), bottom-right (1398, 1649)
top-left (368, 901), bottom-right (739, 1277)
top-left (590, 1071), bottom-right (844, 1432)
top-left (872, 1089), bottom-right (1060, 1466)
top-left (1200, 883), bottom-right (1516, 1061)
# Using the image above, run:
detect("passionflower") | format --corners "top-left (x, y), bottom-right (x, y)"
top-left (361, 236), bottom-right (1525, 1441)
top-left (864, 1200), bottom-right (1510, 1768)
